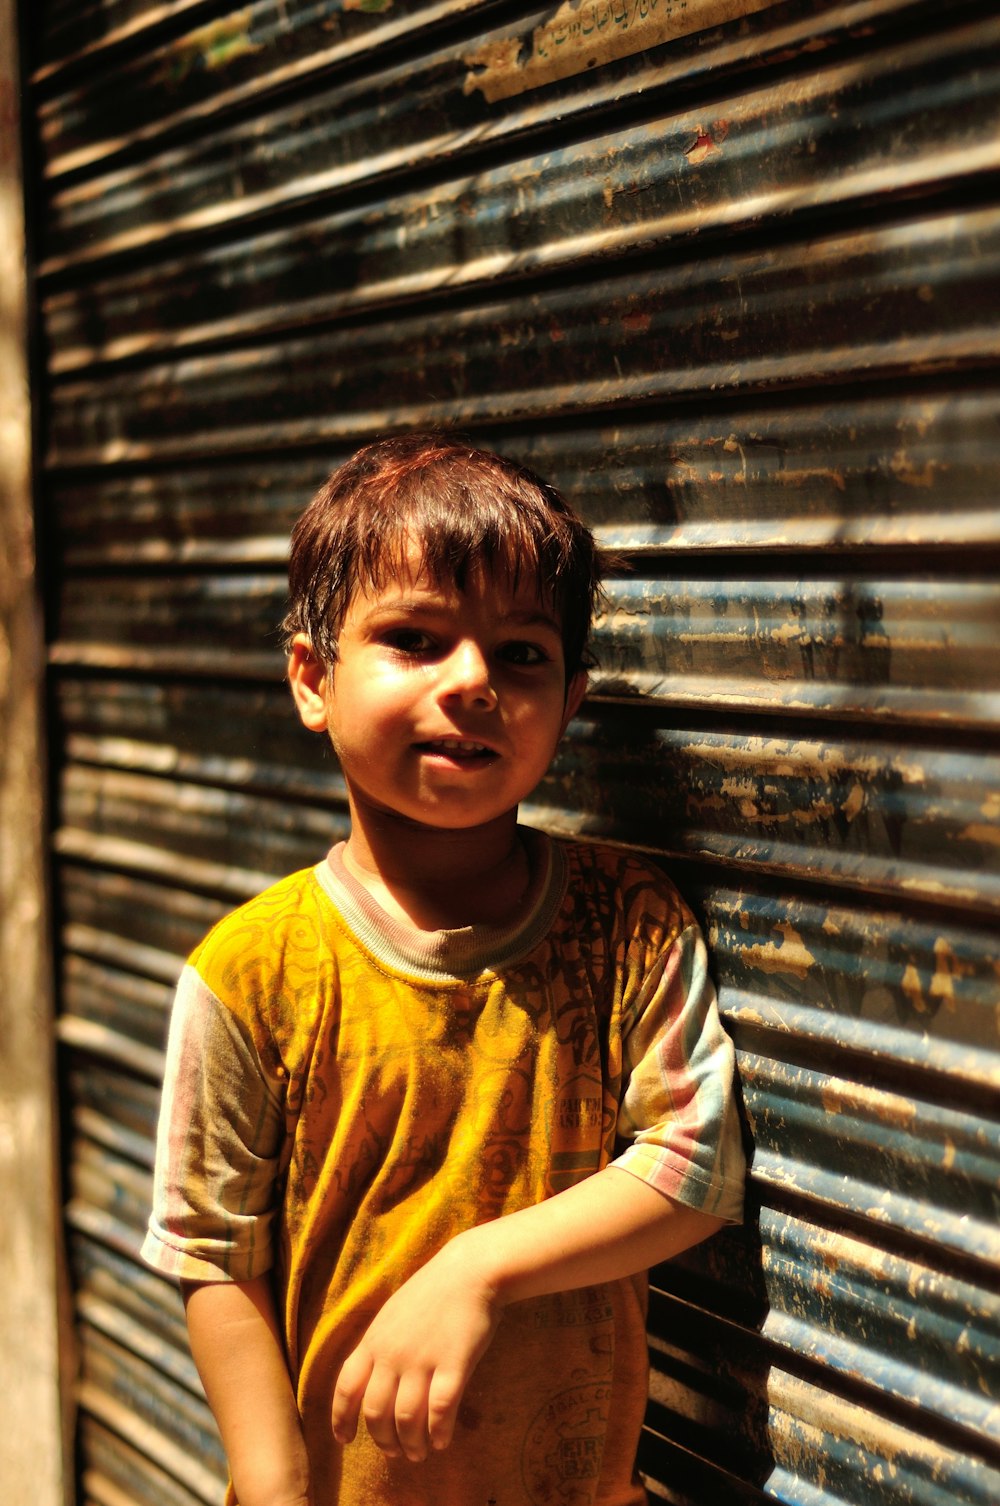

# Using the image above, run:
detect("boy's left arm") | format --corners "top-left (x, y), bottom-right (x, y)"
top-left (331, 1165), bottom-right (722, 1462)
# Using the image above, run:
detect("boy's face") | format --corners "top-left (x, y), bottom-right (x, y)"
top-left (289, 545), bottom-right (587, 836)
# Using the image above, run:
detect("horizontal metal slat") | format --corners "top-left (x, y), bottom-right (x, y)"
top-left (53, 717), bottom-right (1000, 911)
top-left (754, 1211), bottom-right (998, 1440)
top-left (592, 575), bottom-right (1000, 726)
top-left (80, 1415), bottom-right (219, 1506)
top-left (36, 0), bottom-right (554, 268)
top-left (641, 1316), bottom-right (1000, 1505)
top-left (71, 1135), bottom-right (153, 1240)
top-left (38, 0), bottom-right (942, 272)
top-left (61, 950), bottom-right (173, 1054)
top-left (67, 1058), bottom-right (163, 1148)
top-left (764, 1366), bottom-right (997, 1506)
top-left (54, 682), bottom-right (322, 802)
top-left (57, 762), bottom-right (345, 887)
top-left (29, 0), bottom-right (221, 85)
top-left (78, 1329), bottom-right (225, 1496)
top-left (43, 392), bottom-right (1000, 559)
top-left (654, 1209), bottom-right (999, 1447)
top-left (41, 10), bottom-right (1000, 372)
top-left (537, 715), bottom-right (1000, 914)
top-left (43, 205), bottom-right (1000, 467)
top-left (67, 1196), bottom-right (152, 1264)
top-left (38, 0), bottom-right (494, 177)
top-left (44, 456), bottom-right (316, 566)
top-left (704, 889), bottom-right (1000, 1092)
top-left (63, 923), bottom-right (187, 989)
top-left (53, 568), bottom-right (287, 653)
top-left (70, 1229), bottom-right (190, 1364)
top-left (79, 1290), bottom-right (199, 1396)
top-left (48, 568), bottom-right (1000, 726)
top-left (56, 823), bottom-right (312, 903)
top-left (60, 864), bottom-right (230, 964)
top-left (741, 1053), bottom-right (998, 1262)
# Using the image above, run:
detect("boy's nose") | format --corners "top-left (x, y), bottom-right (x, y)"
top-left (439, 640), bottom-right (498, 709)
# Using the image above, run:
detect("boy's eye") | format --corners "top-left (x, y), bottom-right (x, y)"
top-left (383, 628), bottom-right (436, 655)
top-left (497, 640), bottom-right (550, 667)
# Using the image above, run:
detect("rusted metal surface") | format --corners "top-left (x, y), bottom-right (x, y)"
top-left (36, 0), bottom-right (505, 178)
top-left (21, 0), bottom-right (1000, 1502)
top-left (49, 568), bottom-right (1000, 725)
top-left (49, 689), bottom-right (1000, 914)
top-left (33, 0), bottom-right (988, 273)
top-left (42, 203), bottom-right (1000, 465)
top-left (641, 1315), bottom-right (998, 1504)
top-left (658, 1211), bottom-right (999, 1438)
top-left (705, 888), bottom-right (1000, 1085)
top-left (33, 1), bottom-right (224, 84)
top-left (43, 394), bottom-right (1000, 564)
top-left (38, 10), bottom-right (1000, 372)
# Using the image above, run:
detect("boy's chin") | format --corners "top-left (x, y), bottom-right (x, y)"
top-left (352, 794), bottom-right (522, 837)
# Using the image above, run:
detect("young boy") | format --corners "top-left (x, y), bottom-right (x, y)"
top-left (142, 433), bottom-right (746, 1506)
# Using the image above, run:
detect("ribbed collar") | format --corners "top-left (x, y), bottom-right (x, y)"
top-left (313, 827), bottom-right (567, 982)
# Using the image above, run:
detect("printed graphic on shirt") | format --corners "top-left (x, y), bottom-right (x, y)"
top-left (522, 1382), bottom-right (612, 1504)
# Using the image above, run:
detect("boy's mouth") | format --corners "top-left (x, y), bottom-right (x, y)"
top-left (416, 737), bottom-right (496, 760)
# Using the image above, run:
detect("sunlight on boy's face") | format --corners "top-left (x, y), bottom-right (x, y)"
top-left (318, 545), bottom-right (587, 836)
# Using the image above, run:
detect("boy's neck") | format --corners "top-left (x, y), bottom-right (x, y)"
top-left (341, 802), bottom-right (532, 931)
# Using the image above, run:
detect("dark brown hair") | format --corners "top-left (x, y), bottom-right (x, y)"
top-left (283, 432), bottom-right (601, 679)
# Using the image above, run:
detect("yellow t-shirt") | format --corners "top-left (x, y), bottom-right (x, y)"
top-left (143, 832), bottom-right (745, 1505)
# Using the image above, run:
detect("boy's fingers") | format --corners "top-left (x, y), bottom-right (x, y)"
top-left (426, 1366), bottom-right (465, 1451)
top-left (360, 1362), bottom-right (404, 1457)
top-left (392, 1370), bottom-right (431, 1461)
top-left (331, 1345), bottom-right (374, 1444)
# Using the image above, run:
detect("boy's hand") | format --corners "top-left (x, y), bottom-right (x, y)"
top-left (331, 1233), bottom-right (501, 1463)
top-left (331, 1170), bottom-right (726, 1465)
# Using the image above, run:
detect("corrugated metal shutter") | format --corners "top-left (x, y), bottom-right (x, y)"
top-left (22, 1), bottom-right (999, 1503)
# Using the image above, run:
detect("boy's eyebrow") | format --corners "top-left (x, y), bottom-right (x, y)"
top-left (500, 607), bottom-right (563, 634)
top-left (360, 598), bottom-right (563, 634)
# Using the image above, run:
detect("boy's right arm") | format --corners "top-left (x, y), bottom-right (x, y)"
top-left (182, 1275), bottom-right (311, 1506)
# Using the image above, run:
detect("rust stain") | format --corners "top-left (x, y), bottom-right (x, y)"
top-left (959, 822), bottom-right (1000, 847)
top-left (840, 783), bottom-right (865, 823)
top-left (890, 448), bottom-right (945, 488)
top-left (743, 921), bottom-right (816, 980)
top-left (622, 309), bottom-right (653, 333)
top-left (687, 737), bottom-right (878, 782)
top-left (685, 128), bottom-right (717, 166)
top-left (820, 1077), bottom-right (917, 1130)
top-left (685, 119), bottom-right (729, 166)
top-left (901, 962), bottom-right (929, 1014)
top-left (772, 466), bottom-right (848, 492)
top-left (963, 790), bottom-right (1000, 844)
top-left (929, 937), bottom-right (972, 1011)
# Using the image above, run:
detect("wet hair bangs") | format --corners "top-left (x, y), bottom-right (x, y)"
top-left (283, 433), bottom-right (601, 679)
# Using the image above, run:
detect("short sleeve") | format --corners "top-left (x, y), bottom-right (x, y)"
top-left (611, 919), bottom-right (745, 1223)
top-left (140, 964), bottom-right (286, 1282)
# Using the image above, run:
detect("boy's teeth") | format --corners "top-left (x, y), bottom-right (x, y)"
top-left (428, 738), bottom-right (488, 753)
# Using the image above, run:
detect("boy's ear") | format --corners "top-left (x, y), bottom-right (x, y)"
top-left (288, 634), bottom-right (330, 732)
top-left (560, 670), bottom-right (588, 733)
